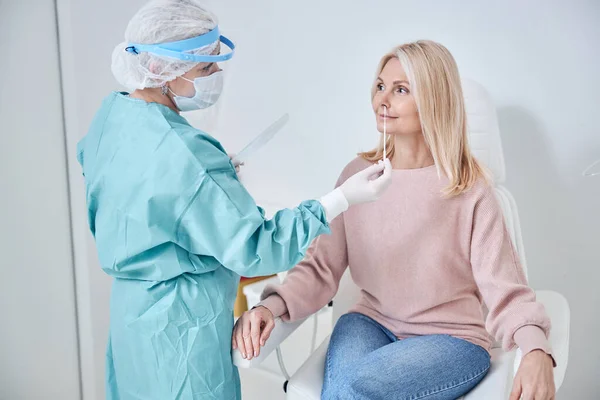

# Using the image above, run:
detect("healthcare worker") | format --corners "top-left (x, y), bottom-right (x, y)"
top-left (76, 1), bottom-right (392, 399)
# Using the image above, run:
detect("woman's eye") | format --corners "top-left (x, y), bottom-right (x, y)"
top-left (202, 63), bottom-right (213, 71)
top-left (377, 84), bottom-right (385, 91)
top-left (397, 86), bottom-right (409, 94)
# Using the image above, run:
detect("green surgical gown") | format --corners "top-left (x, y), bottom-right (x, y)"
top-left (76, 92), bottom-right (331, 399)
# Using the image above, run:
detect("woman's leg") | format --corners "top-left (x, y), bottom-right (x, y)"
top-left (322, 313), bottom-right (396, 399)
top-left (342, 334), bottom-right (491, 400)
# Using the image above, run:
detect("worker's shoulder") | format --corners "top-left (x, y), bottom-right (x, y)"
top-left (168, 122), bottom-right (231, 173)
top-left (336, 156), bottom-right (372, 184)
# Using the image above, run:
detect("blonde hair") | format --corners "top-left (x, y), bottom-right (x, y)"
top-left (360, 40), bottom-right (489, 197)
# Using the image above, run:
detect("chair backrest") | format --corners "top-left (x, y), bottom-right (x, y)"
top-left (332, 79), bottom-right (529, 325)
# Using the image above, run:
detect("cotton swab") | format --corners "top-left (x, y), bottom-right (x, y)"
top-left (383, 105), bottom-right (387, 162)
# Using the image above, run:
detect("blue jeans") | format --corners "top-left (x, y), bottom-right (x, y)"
top-left (322, 313), bottom-right (491, 400)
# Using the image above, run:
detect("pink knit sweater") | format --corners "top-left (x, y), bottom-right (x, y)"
top-left (260, 157), bottom-right (553, 358)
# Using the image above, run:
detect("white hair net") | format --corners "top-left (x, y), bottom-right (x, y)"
top-left (111, 0), bottom-right (219, 91)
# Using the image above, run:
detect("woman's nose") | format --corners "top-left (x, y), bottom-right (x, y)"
top-left (379, 92), bottom-right (391, 111)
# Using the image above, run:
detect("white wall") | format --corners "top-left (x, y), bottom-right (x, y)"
top-left (57, 0), bottom-right (599, 398)
top-left (0, 1), bottom-right (81, 399)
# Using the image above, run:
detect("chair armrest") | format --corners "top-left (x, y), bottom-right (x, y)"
top-left (233, 317), bottom-right (306, 368)
top-left (513, 290), bottom-right (570, 390)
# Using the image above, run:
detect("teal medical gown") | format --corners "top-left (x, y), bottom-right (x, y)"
top-left (77, 92), bottom-right (331, 399)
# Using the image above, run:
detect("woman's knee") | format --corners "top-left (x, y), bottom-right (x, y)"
top-left (322, 374), bottom-right (366, 400)
top-left (337, 365), bottom-right (388, 399)
top-left (322, 360), bottom-right (375, 399)
top-left (322, 371), bottom-right (351, 400)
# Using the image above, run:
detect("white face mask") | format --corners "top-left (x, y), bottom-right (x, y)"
top-left (170, 70), bottom-right (224, 112)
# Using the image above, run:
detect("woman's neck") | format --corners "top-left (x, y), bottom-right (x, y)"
top-left (129, 88), bottom-right (179, 113)
top-left (391, 133), bottom-right (435, 169)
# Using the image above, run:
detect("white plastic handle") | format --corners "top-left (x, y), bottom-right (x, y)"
top-left (583, 159), bottom-right (600, 177)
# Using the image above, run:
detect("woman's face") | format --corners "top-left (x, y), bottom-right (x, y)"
top-left (372, 58), bottom-right (421, 136)
top-left (168, 45), bottom-right (222, 98)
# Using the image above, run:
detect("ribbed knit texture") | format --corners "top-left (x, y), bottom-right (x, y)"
top-left (260, 157), bottom-right (553, 359)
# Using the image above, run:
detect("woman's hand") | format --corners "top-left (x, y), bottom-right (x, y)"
top-left (510, 350), bottom-right (556, 400)
top-left (232, 306), bottom-right (275, 360)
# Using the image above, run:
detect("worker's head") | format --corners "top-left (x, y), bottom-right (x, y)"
top-left (112, 0), bottom-right (233, 111)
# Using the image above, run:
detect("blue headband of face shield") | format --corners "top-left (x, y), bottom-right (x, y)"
top-left (125, 26), bottom-right (235, 62)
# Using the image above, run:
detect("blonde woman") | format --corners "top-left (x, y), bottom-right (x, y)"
top-left (233, 41), bottom-right (556, 400)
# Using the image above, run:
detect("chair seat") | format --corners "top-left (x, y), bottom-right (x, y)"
top-left (287, 336), bottom-right (329, 400)
top-left (463, 348), bottom-right (515, 400)
top-left (287, 336), bottom-right (515, 400)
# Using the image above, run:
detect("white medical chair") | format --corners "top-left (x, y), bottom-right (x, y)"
top-left (234, 79), bottom-right (570, 400)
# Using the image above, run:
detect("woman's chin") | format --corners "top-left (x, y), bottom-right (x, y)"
top-left (377, 126), bottom-right (398, 135)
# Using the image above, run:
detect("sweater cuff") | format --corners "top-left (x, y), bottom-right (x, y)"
top-left (256, 294), bottom-right (288, 319)
top-left (514, 325), bottom-right (556, 367)
top-left (319, 188), bottom-right (349, 222)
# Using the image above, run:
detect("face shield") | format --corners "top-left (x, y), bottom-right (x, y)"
top-left (124, 26), bottom-right (235, 133)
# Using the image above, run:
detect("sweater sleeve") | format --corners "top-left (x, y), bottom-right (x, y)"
top-left (258, 171), bottom-right (351, 321)
top-left (470, 185), bottom-right (555, 365)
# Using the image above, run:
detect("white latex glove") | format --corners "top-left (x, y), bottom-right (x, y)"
top-left (340, 159), bottom-right (392, 206)
top-left (228, 153), bottom-right (244, 174)
top-left (319, 159), bottom-right (392, 222)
